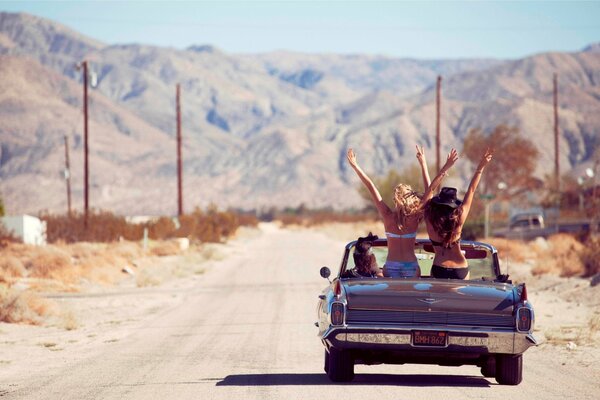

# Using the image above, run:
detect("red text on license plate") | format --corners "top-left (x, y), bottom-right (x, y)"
top-left (412, 330), bottom-right (447, 346)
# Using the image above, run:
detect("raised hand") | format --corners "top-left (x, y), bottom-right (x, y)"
top-left (477, 148), bottom-right (493, 171)
top-left (347, 148), bottom-right (358, 168)
top-left (442, 148), bottom-right (459, 171)
top-left (415, 145), bottom-right (426, 165)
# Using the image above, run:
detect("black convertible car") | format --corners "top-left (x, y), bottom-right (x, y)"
top-left (317, 238), bottom-right (538, 385)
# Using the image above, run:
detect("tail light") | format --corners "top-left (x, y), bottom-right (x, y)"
top-left (330, 302), bottom-right (345, 326)
top-left (516, 307), bottom-right (532, 332)
top-left (520, 283), bottom-right (528, 302)
top-left (333, 280), bottom-right (342, 298)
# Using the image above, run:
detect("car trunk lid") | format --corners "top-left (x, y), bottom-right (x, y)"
top-left (344, 279), bottom-right (515, 315)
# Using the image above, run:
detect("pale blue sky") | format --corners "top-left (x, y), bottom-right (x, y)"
top-left (2, 0), bottom-right (599, 59)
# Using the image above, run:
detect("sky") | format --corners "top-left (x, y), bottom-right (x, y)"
top-left (1, 0), bottom-right (599, 59)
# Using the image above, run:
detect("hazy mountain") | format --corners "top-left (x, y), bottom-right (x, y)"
top-left (1, 11), bottom-right (599, 215)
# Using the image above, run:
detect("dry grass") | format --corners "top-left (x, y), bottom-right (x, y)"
top-left (579, 236), bottom-right (600, 277)
top-left (0, 256), bottom-right (26, 282)
top-left (486, 238), bottom-right (530, 263)
top-left (27, 247), bottom-right (73, 279)
top-left (543, 325), bottom-right (585, 345)
top-left (149, 240), bottom-right (181, 257)
top-left (532, 234), bottom-right (585, 277)
top-left (42, 208), bottom-right (258, 244)
top-left (305, 220), bottom-right (384, 242)
top-left (0, 285), bottom-right (58, 325)
top-left (545, 315), bottom-right (600, 346)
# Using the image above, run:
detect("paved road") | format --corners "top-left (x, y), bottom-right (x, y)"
top-left (2, 225), bottom-right (599, 399)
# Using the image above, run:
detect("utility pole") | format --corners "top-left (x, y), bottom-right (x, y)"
top-left (553, 73), bottom-right (560, 194)
top-left (76, 60), bottom-right (97, 226)
top-left (63, 135), bottom-right (72, 216)
top-left (176, 83), bottom-right (183, 217)
top-left (76, 60), bottom-right (90, 225)
top-left (436, 75), bottom-right (442, 173)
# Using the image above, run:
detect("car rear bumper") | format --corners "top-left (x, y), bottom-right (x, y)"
top-left (322, 325), bottom-right (538, 355)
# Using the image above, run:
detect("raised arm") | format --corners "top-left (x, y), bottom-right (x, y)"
top-left (421, 148), bottom-right (459, 203)
top-left (347, 148), bottom-right (390, 217)
top-left (416, 145), bottom-right (431, 191)
top-left (459, 149), bottom-right (493, 224)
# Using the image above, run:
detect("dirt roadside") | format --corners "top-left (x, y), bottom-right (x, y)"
top-left (0, 223), bottom-right (599, 389)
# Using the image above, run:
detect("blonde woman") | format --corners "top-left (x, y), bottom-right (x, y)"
top-left (347, 147), bottom-right (458, 278)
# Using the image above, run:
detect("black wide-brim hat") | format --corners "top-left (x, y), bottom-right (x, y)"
top-left (431, 187), bottom-right (463, 209)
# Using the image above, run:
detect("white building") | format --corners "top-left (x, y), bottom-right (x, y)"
top-left (1, 215), bottom-right (47, 245)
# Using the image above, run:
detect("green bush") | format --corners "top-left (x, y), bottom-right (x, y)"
top-left (462, 221), bottom-right (485, 241)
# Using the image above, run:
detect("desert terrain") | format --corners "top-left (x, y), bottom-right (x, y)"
top-left (0, 223), bottom-right (598, 399)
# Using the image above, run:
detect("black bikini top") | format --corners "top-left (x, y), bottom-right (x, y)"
top-left (430, 237), bottom-right (461, 248)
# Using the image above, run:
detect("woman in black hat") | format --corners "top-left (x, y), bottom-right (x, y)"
top-left (424, 149), bottom-right (493, 279)
top-left (347, 147), bottom-right (458, 278)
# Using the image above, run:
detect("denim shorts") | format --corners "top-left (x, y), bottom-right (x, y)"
top-left (383, 260), bottom-right (420, 278)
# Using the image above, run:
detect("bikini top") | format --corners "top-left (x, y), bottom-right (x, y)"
top-left (385, 231), bottom-right (417, 239)
top-left (430, 237), bottom-right (461, 248)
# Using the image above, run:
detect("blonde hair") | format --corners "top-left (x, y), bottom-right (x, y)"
top-left (393, 183), bottom-right (423, 228)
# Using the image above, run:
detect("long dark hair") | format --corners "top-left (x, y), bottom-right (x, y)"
top-left (424, 200), bottom-right (463, 248)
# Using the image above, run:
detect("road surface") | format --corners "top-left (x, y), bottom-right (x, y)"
top-left (1, 224), bottom-right (599, 399)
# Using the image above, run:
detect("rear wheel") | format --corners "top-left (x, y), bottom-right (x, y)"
top-left (324, 350), bottom-right (330, 373)
top-left (495, 354), bottom-right (522, 385)
top-left (480, 357), bottom-right (496, 378)
top-left (326, 348), bottom-right (354, 382)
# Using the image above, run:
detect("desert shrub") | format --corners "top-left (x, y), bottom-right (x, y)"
top-left (26, 247), bottom-right (72, 278)
top-left (150, 240), bottom-right (181, 257)
top-left (41, 207), bottom-right (257, 244)
top-left (0, 286), bottom-right (57, 325)
top-left (41, 210), bottom-right (144, 243)
top-left (579, 236), bottom-right (600, 277)
top-left (235, 212), bottom-right (260, 227)
top-left (275, 206), bottom-right (374, 227)
top-left (0, 223), bottom-right (17, 247)
top-left (175, 206), bottom-right (251, 243)
top-left (147, 217), bottom-right (176, 239)
top-left (107, 241), bottom-right (143, 261)
top-left (485, 238), bottom-right (529, 263)
top-left (0, 255), bottom-right (27, 281)
top-left (532, 234), bottom-right (585, 277)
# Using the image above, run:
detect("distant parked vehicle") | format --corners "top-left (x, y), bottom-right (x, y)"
top-left (493, 213), bottom-right (596, 240)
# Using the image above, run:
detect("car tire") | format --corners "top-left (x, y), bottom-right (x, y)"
top-left (326, 348), bottom-right (354, 382)
top-left (480, 357), bottom-right (496, 378)
top-left (324, 349), bottom-right (330, 373)
top-left (495, 354), bottom-right (522, 385)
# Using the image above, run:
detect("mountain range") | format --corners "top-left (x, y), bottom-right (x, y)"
top-left (0, 12), bottom-right (599, 215)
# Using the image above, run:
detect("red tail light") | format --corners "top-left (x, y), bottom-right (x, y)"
top-left (520, 283), bottom-right (528, 302)
top-left (517, 307), bottom-right (532, 332)
top-left (331, 302), bottom-right (345, 326)
top-left (333, 280), bottom-right (342, 298)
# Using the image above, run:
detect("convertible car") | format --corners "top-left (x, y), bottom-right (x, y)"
top-left (316, 237), bottom-right (538, 385)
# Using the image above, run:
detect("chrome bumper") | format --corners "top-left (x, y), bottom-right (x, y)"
top-left (323, 325), bottom-right (538, 355)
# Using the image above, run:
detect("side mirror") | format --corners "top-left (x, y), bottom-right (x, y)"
top-left (320, 266), bottom-right (331, 280)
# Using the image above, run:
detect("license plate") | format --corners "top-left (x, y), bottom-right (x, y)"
top-left (412, 330), bottom-right (447, 347)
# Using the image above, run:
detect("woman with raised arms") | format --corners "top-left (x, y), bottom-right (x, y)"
top-left (423, 149), bottom-right (493, 279)
top-left (347, 146), bottom-right (458, 278)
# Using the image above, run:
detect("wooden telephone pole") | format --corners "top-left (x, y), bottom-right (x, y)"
top-left (63, 135), bottom-right (72, 216)
top-left (436, 76), bottom-right (442, 173)
top-left (553, 73), bottom-right (560, 193)
top-left (176, 84), bottom-right (183, 217)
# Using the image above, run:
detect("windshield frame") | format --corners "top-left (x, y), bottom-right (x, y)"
top-left (338, 238), bottom-right (501, 280)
